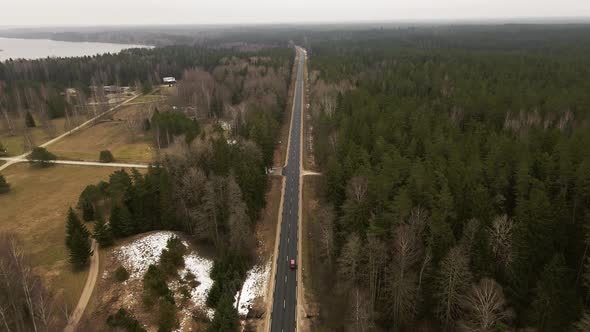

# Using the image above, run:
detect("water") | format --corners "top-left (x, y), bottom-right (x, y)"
top-left (0, 37), bottom-right (152, 61)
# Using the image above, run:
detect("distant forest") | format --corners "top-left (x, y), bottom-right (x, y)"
top-left (306, 25), bottom-right (590, 331)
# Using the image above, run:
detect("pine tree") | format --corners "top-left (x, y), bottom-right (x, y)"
top-left (207, 293), bottom-right (240, 332)
top-left (81, 198), bottom-right (94, 221)
top-left (0, 175), bottom-right (10, 194)
top-left (93, 218), bottom-right (113, 247)
top-left (530, 254), bottom-right (580, 331)
top-left (109, 205), bottom-right (124, 238)
top-left (25, 111), bottom-right (36, 127)
top-left (65, 207), bottom-right (89, 249)
top-left (120, 205), bottom-right (135, 236)
top-left (158, 298), bottom-right (178, 332)
top-left (69, 228), bottom-right (92, 269)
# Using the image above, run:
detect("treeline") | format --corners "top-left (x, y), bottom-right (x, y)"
top-left (308, 27), bottom-right (590, 331)
top-left (0, 45), bottom-right (292, 89)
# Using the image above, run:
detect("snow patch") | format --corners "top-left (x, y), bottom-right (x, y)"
top-left (180, 253), bottom-right (215, 317)
top-left (112, 231), bottom-right (215, 318)
top-left (113, 231), bottom-right (178, 278)
top-left (234, 260), bottom-right (271, 316)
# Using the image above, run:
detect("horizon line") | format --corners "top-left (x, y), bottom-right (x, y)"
top-left (1, 16), bottom-right (590, 29)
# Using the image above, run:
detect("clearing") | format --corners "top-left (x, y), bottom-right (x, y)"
top-left (48, 104), bottom-right (155, 163)
top-left (79, 231), bottom-right (216, 331)
top-left (0, 164), bottom-right (115, 307)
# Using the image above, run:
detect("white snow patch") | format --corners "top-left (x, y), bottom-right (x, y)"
top-left (113, 231), bottom-right (178, 278)
top-left (180, 253), bottom-right (215, 317)
top-left (234, 260), bottom-right (271, 316)
top-left (112, 231), bottom-right (215, 317)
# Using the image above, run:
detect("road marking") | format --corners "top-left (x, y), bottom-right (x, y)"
top-left (285, 275), bottom-right (287, 283)
top-left (283, 299), bottom-right (286, 309)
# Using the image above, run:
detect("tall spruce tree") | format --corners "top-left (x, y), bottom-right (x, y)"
top-left (207, 293), bottom-right (240, 332)
top-left (65, 208), bottom-right (89, 249)
top-left (109, 204), bottom-right (134, 237)
top-left (81, 198), bottom-right (95, 221)
top-left (69, 228), bottom-right (92, 269)
top-left (93, 217), bottom-right (114, 247)
top-left (65, 208), bottom-right (92, 269)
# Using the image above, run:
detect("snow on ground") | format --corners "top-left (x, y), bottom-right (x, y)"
top-left (113, 231), bottom-right (178, 278)
top-left (112, 231), bottom-right (214, 316)
top-left (235, 260), bottom-right (271, 316)
top-left (109, 231), bottom-right (273, 323)
top-left (180, 253), bottom-right (215, 316)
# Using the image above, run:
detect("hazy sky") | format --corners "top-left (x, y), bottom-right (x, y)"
top-left (2, 0), bottom-right (590, 26)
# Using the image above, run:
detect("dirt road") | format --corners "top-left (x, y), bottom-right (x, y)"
top-left (64, 240), bottom-right (99, 332)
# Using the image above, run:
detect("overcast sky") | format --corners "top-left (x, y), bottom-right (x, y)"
top-left (2, 0), bottom-right (590, 26)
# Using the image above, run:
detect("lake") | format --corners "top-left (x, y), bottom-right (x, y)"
top-left (0, 37), bottom-right (152, 61)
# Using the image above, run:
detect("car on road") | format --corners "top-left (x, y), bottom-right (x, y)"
top-left (289, 259), bottom-right (297, 269)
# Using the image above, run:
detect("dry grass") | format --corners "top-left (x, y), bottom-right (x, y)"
top-left (0, 117), bottom-right (78, 156)
top-left (0, 164), bottom-right (116, 307)
top-left (159, 85), bottom-right (178, 96)
top-left (301, 175), bottom-right (343, 331)
top-left (47, 105), bottom-right (155, 163)
top-left (132, 94), bottom-right (167, 104)
top-left (256, 177), bottom-right (282, 260)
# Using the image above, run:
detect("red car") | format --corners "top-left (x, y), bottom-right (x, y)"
top-left (289, 259), bottom-right (297, 269)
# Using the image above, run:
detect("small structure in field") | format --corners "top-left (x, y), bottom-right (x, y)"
top-left (163, 77), bottom-right (177, 86)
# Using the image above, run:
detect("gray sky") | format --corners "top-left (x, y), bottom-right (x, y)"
top-left (2, 0), bottom-right (590, 26)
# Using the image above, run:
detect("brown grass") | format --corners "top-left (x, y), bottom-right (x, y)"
top-left (47, 105), bottom-right (155, 163)
top-left (301, 175), bottom-right (343, 331)
top-left (0, 117), bottom-right (82, 156)
top-left (256, 177), bottom-right (282, 260)
top-left (0, 164), bottom-right (116, 307)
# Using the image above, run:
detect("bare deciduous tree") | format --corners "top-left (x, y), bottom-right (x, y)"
top-left (348, 287), bottom-right (372, 332)
top-left (317, 205), bottom-right (335, 265)
top-left (338, 233), bottom-right (362, 289)
top-left (227, 175), bottom-right (254, 253)
top-left (388, 223), bottom-right (422, 327)
top-left (435, 246), bottom-right (472, 325)
top-left (488, 215), bottom-right (514, 272)
top-left (366, 234), bottom-right (386, 310)
top-left (0, 233), bottom-right (66, 332)
top-left (347, 176), bottom-right (369, 203)
top-left (458, 278), bottom-right (512, 332)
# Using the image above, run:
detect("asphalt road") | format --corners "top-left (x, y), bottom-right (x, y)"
top-left (270, 46), bottom-right (305, 332)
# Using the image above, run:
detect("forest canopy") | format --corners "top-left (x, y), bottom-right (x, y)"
top-left (306, 25), bottom-right (590, 331)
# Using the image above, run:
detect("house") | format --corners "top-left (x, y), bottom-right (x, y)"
top-left (103, 85), bottom-right (121, 94)
top-left (163, 77), bottom-right (177, 86)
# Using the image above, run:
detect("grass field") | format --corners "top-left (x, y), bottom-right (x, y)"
top-left (0, 117), bottom-right (75, 156)
top-left (131, 94), bottom-right (167, 104)
top-left (48, 104), bottom-right (155, 163)
top-left (0, 164), bottom-right (116, 307)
